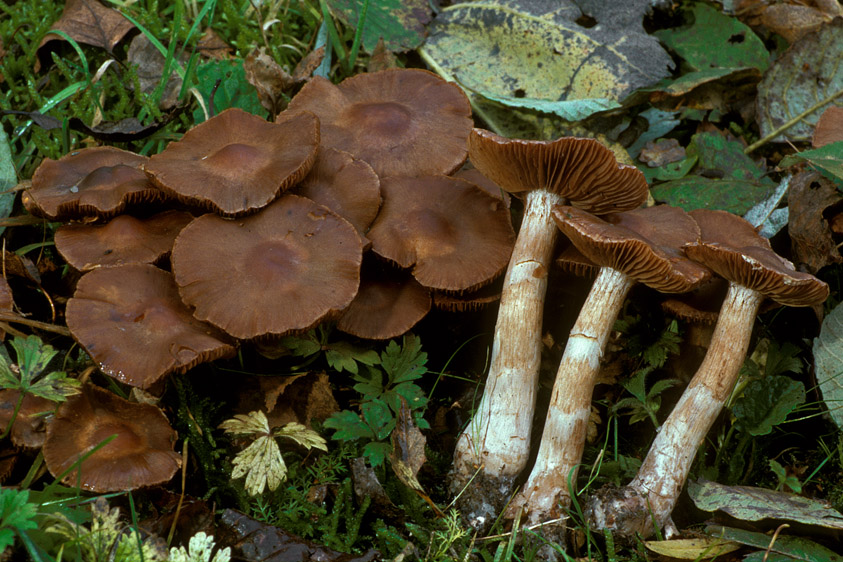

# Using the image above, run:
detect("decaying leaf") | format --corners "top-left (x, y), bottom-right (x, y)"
top-left (127, 34), bottom-right (184, 110)
top-left (350, 456), bottom-right (402, 519)
top-left (756, 19), bottom-right (843, 143)
top-left (36, 0), bottom-right (135, 71)
top-left (389, 398), bottom-right (426, 492)
top-left (736, 0), bottom-right (843, 44)
top-left (292, 46), bottom-right (325, 82)
top-left (643, 537), bottom-right (740, 560)
top-left (197, 28), bottom-right (232, 60)
top-left (707, 525), bottom-right (843, 562)
top-left (813, 106), bottom-right (843, 147)
top-left (259, 372), bottom-right (340, 429)
top-left (243, 47), bottom-right (295, 116)
top-left (220, 411), bottom-right (327, 495)
top-left (787, 170), bottom-right (843, 274)
top-left (217, 509), bottom-right (380, 562)
top-left (689, 479), bottom-right (843, 530)
top-left (367, 39), bottom-right (398, 72)
top-left (422, 0), bottom-right (672, 116)
top-left (640, 138), bottom-right (686, 167)
top-left (814, 301), bottom-right (843, 433)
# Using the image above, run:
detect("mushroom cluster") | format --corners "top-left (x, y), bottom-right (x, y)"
top-left (24, 68), bottom-right (516, 489)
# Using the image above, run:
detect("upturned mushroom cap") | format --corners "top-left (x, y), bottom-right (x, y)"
top-left (286, 69), bottom-right (473, 177)
top-left (469, 129), bottom-right (649, 215)
top-left (43, 384), bottom-right (181, 492)
top-left (552, 205), bottom-right (711, 293)
top-left (66, 264), bottom-right (236, 388)
top-left (337, 261), bottom-right (431, 340)
top-left (144, 108), bottom-right (320, 216)
top-left (55, 211), bottom-right (194, 271)
top-left (292, 148), bottom-right (381, 239)
top-left (0, 390), bottom-right (56, 449)
top-left (171, 195), bottom-right (364, 339)
top-left (367, 175), bottom-right (515, 292)
top-left (29, 147), bottom-right (161, 220)
top-left (686, 209), bottom-right (829, 306)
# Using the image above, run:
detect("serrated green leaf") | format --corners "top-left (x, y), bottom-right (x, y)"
top-left (324, 410), bottom-right (376, 441)
top-left (765, 341), bottom-right (803, 377)
top-left (380, 334), bottom-right (427, 385)
top-left (363, 441), bottom-right (391, 467)
top-left (278, 333), bottom-right (322, 357)
top-left (28, 370), bottom-right (81, 401)
top-left (362, 399), bottom-right (395, 441)
top-left (732, 376), bottom-right (805, 436)
top-left (230, 434), bottom-right (285, 495)
top-left (12, 335), bottom-right (59, 387)
top-left (325, 341), bottom-right (379, 376)
top-left (275, 422), bottom-right (328, 452)
top-left (219, 410), bottom-right (271, 436)
top-left (0, 488), bottom-right (38, 540)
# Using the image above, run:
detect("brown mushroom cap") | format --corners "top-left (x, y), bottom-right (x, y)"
top-left (469, 129), bottom-right (649, 215)
top-left (552, 205), bottom-right (711, 293)
top-left (686, 209), bottom-right (829, 306)
top-left (292, 148), bottom-right (381, 239)
top-left (286, 69), bottom-right (473, 177)
top-left (453, 167), bottom-right (511, 208)
top-left (43, 384), bottom-right (181, 492)
top-left (367, 175), bottom-right (515, 292)
top-left (29, 147), bottom-right (161, 220)
top-left (0, 390), bottom-right (56, 449)
top-left (55, 211), bottom-right (194, 271)
top-left (66, 264), bottom-right (236, 388)
top-left (171, 195), bottom-right (364, 339)
top-left (337, 261), bottom-right (431, 340)
top-left (144, 108), bottom-right (320, 216)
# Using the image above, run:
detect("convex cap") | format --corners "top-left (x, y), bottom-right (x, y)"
top-left (469, 129), bottom-right (648, 215)
top-left (287, 69), bottom-right (472, 177)
top-left (686, 209), bottom-right (829, 306)
top-left (145, 108), bottom-right (319, 216)
top-left (552, 205), bottom-right (711, 293)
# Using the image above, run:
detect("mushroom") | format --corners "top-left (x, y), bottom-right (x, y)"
top-left (366, 175), bottom-right (515, 292)
top-left (171, 194), bottom-right (364, 339)
top-left (55, 210), bottom-right (193, 271)
top-left (291, 147), bottom-right (381, 241)
top-left (586, 209), bottom-right (829, 538)
top-left (451, 130), bottom-right (648, 524)
top-left (28, 146), bottom-right (161, 220)
top-left (286, 68), bottom-right (473, 177)
top-left (43, 384), bottom-right (181, 492)
top-left (509, 205), bottom-right (710, 529)
top-left (65, 264), bottom-right (236, 389)
top-left (144, 108), bottom-right (320, 216)
top-left (0, 390), bottom-right (56, 449)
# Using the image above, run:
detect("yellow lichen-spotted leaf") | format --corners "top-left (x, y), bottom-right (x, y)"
top-left (422, 0), bottom-right (672, 103)
top-left (644, 537), bottom-right (741, 559)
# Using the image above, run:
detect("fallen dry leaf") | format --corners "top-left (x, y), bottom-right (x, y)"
top-left (737, 0), bottom-right (842, 44)
top-left (813, 105), bottom-right (843, 147)
top-left (259, 372), bottom-right (339, 429)
top-left (639, 138), bottom-right (687, 167)
top-left (367, 39), bottom-right (398, 73)
top-left (127, 34), bottom-right (184, 110)
top-left (244, 47), bottom-right (295, 117)
top-left (389, 398), bottom-right (426, 492)
top-left (217, 509), bottom-right (380, 562)
top-left (350, 457), bottom-right (402, 520)
top-left (36, 0), bottom-right (135, 72)
top-left (197, 27), bottom-right (232, 60)
top-left (292, 46), bottom-right (325, 82)
top-left (788, 170), bottom-right (843, 274)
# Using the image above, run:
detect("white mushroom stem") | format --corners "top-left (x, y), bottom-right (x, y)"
top-left (451, 189), bottom-right (564, 518)
top-left (588, 283), bottom-right (763, 537)
top-left (512, 266), bottom-right (634, 524)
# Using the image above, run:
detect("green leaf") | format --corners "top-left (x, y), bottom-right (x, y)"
top-left (690, 481), bottom-right (843, 530)
top-left (0, 128), bottom-right (16, 238)
top-left (654, 3), bottom-right (769, 72)
top-left (651, 176), bottom-right (774, 215)
top-left (324, 410), bottom-right (376, 441)
top-left (0, 488), bottom-right (37, 552)
top-left (764, 341), bottom-right (803, 377)
top-left (708, 525), bottom-right (843, 562)
top-left (473, 90), bottom-right (621, 122)
top-left (27, 370), bottom-right (81, 402)
top-left (640, 153), bottom-right (698, 183)
top-left (814, 300), bottom-right (843, 431)
top-left (325, 341), bottom-right (379, 375)
top-left (361, 399), bottom-right (395, 441)
top-left (688, 131), bottom-right (772, 184)
top-left (12, 335), bottom-right (59, 387)
top-left (380, 334), bottom-right (427, 385)
top-left (326, 0), bottom-right (430, 52)
top-left (756, 19), bottom-right (843, 143)
top-left (278, 333), bottom-right (322, 358)
top-left (732, 376), bottom-right (805, 436)
top-left (192, 59), bottom-right (266, 123)
top-left (362, 441), bottom-right (391, 467)
top-left (780, 142), bottom-right (843, 182)
top-left (275, 422), bottom-right (328, 452)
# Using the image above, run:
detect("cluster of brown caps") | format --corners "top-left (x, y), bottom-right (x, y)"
top-left (25, 68), bottom-right (516, 392)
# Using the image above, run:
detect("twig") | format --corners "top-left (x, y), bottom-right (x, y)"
top-left (745, 89), bottom-right (843, 153)
top-left (0, 310), bottom-right (71, 336)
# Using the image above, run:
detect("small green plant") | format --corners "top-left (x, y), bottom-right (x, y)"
top-left (0, 488), bottom-right (38, 555)
top-left (769, 459), bottom-right (803, 493)
top-left (323, 334), bottom-right (430, 466)
top-left (219, 410), bottom-right (327, 496)
top-left (0, 334), bottom-right (81, 439)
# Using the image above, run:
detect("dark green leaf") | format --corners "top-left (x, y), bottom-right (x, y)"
top-left (326, 0), bottom-right (430, 52)
top-left (708, 525), bottom-right (843, 561)
top-left (651, 177), bottom-right (774, 215)
top-left (362, 441), bottom-right (391, 468)
top-left (361, 399), bottom-right (395, 441)
top-left (324, 410), bottom-right (375, 441)
top-left (780, 142), bottom-right (843, 182)
top-left (278, 333), bottom-right (322, 358)
top-left (379, 335), bottom-right (427, 385)
top-left (192, 59), bottom-right (266, 123)
top-left (732, 376), bottom-right (805, 436)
